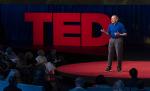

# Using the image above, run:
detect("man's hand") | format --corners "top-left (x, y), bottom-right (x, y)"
top-left (100, 29), bottom-right (105, 32)
top-left (114, 32), bottom-right (120, 37)
top-left (101, 29), bottom-right (109, 35)
top-left (115, 32), bottom-right (127, 37)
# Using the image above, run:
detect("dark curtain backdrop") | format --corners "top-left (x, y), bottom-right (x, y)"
top-left (0, 5), bottom-right (150, 48)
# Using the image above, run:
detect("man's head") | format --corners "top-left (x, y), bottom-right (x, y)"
top-left (129, 68), bottom-right (138, 78)
top-left (75, 77), bottom-right (85, 87)
top-left (111, 15), bottom-right (119, 24)
top-left (37, 49), bottom-right (45, 56)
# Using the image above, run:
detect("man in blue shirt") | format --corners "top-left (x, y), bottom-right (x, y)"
top-left (101, 15), bottom-right (127, 72)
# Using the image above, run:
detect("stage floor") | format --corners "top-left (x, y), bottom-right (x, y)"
top-left (56, 61), bottom-right (150, 79)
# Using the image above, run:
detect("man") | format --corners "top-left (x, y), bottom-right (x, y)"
top-left (69, 77), bottom-right (86, 91)
top-left (101, 15), bottom-right (127, 72)
top-left (125, 68), bottom-right (139, 87)
top-left (87, 75), bottom-right (111, 91)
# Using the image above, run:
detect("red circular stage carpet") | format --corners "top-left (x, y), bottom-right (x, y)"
top-left (56, 61), bottom-right (150, 79)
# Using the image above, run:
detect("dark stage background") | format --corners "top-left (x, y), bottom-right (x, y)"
top-left (0, 5), bottom-right (150, 52)
top-left (0, 0), bottom-right (150, 4)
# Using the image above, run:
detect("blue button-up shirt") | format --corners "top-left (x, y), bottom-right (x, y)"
top-left (108, 22), bottom-right (126, 38)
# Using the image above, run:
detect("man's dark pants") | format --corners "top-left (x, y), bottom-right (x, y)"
top-left (107, 37), bottom-right (123, 69)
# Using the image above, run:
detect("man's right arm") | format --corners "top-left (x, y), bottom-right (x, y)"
top-left (101, 29), bottom-right (109, 35)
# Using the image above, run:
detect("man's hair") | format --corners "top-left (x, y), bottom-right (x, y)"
top-left (112, 15), bottom-right (119, 19)
top-left (129, 68), bottom-right (138, 78)
top-left (75, 77), bottom-right (85, 86)
top-left (37, 49), bottom-right (45, 56)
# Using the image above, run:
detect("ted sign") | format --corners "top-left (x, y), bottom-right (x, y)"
top-left (25, 13), bottom-right (110, 46)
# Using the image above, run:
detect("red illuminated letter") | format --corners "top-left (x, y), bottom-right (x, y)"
top-left (25, 13), bottom-right (52, 46)
top-left (81, 13), bottom-right (110, 46)
top-left (53, 13), bottom-right (81, 46)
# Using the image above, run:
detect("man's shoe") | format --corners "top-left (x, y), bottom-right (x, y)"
top-left (105, 66), bottom-right (111, 72)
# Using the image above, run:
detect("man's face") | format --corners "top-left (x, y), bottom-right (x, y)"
top-left (111, 16), bottom-right (118, 24)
